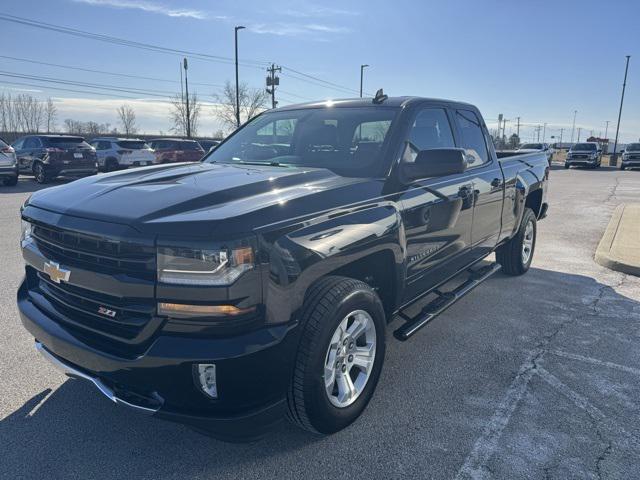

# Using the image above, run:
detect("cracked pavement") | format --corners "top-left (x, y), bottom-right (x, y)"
top-left (1, 166), bottom-right (640, 479)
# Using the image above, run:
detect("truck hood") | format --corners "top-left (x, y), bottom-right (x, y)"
top-left (27, 162), bottom-right (381, 237)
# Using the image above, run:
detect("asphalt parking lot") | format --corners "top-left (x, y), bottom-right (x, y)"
top-left (1, 167), bottom-right (640, 479)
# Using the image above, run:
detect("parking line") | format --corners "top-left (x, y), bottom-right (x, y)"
top-left (454, 349), bottom-right (542, 480)
top-left (550, 350), bottom-right (640, 377)
top-left (537, 367), bottom-right (640, 452)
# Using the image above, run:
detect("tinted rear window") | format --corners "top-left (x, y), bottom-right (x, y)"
top-left (572, 143), bottom-right (596, 151)
top-left (117, 140), bottom-right (149, 149)
top-left (178, 141), bottom-right (204, 150)
top-left (45, 137), bottom-right (91, 149)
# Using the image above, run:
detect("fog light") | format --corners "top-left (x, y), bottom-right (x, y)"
top-left (159, 302), bottom-right (255, 318)
top-left (195, 364), bottom-right (218, 399)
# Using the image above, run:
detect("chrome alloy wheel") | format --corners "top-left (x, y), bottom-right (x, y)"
top-left (522, 219), bottom-right (534, 264)
top-left (324, 309), bottom-right (377, 408)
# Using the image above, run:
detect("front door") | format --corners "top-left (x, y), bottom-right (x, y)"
top-left (398, 106), bottom-right (476, 304)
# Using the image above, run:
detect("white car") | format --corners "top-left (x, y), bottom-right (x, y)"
top-left (517, 143), bottom-right (553, 164)
top-left (90, 137), bottom-right (156, 171)
top-left (0, 137), bottom-right (18, 186)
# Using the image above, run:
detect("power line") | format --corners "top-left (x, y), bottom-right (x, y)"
top-left (0, 80), bottom-right (140, 99)
top-left (0, 54), bottom-right (225, 89)
top-left (0, 71), bottom-right (179, 98)
top-left (0, 14), bottom-right (268, 69)
top-left (0, 14), bottom-right (372, 99)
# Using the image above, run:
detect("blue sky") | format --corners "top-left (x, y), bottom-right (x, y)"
top-left (1, 0), bottom-right (639, 141)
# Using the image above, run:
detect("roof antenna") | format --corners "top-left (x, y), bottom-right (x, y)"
top-left (372, 88), bottom-right (388, 104)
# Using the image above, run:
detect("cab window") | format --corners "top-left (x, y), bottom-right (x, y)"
top-left (402, 108), bottom-right (455, 162)
top-left (455, 109), bottom-right (489, 167)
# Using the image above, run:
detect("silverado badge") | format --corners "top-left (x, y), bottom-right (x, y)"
top-left (43, 261), bottom-right (71, 284)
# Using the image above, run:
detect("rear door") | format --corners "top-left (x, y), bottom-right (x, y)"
top-left (452, 108), bottom-right (504, 259)
top-left (398, 105), bottom-right (476, 303)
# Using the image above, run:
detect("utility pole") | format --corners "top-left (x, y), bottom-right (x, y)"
top-left (570, 110), bottom-right (577, 143)
top-left (234, 25), bottom-right (245, 128)
top-left (612, 55), bottom-right (631, 165)
top-left (543, 123), bottom-right (547, 142)
top-left (360, 64), bottom-right (369, 98)
top-left (535, 124), bottom-right (541, 142)
top-left (577, 127), bottom-right (582, 142)
top-left (516, 116), bottom-right (521, 137)
top-left (604, 120), bottom-right (610, 140)
top-left (183, 58), bottom-right (191, 138)
top-left (559, 128), bottom-right (564, 146)
top-left (266, 64), bottom-right (281, 109)
top-left (502, 119), bottom-right (509, 142)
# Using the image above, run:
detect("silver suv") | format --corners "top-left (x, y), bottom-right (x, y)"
top-left (90, 138), bottom-right (156, 171)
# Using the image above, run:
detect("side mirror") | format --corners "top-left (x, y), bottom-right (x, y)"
top-left (401, 148), bottom-right (467, 181)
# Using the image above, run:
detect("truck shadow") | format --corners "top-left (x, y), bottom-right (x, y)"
top-left (0, 177), bottom-right (69, 194)
top-left (0, 266), bottom-right (637, 479)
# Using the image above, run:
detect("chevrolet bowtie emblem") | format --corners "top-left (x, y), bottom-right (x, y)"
top-left (43, 261), bottom-right (71, 284)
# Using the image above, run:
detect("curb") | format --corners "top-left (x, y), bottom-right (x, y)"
top-left (595, 204), bottom-right (640, 276)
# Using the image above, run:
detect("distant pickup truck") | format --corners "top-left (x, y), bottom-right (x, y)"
top-left (565, 142), bottom-right (602, 168)
top-left (517, 142), bottom-right (553, 164)
top-left (18, 93), bottom-right (549, 441)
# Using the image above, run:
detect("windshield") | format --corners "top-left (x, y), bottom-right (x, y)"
top-left (45, 137), bottom-right (92, 149)
top-left (204, 106), bottom-right (400, 177)
top-left (572, 143), bottom-right (596, 151)
top-left (626, 143), bottom-right (640, 151)
top-left (117, 140), bottom-right (150, 149)
top-left (520, 143), bottom-right (543, 149)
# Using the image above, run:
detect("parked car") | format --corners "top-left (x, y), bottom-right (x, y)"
top-left (90, 138), bottom-right (156, 171)
top-left (12, 135), bottom-right (98, 183)
top-left (564, 142), bottom-right (602, 168)
top-left (620, 142), bottom-right (640, 170)
top-left (0, 137), bottom-right (18, 186)
top-left (517, 143), bottom-right (553, 164)
top-left (18, 95), bottom-right (549, 441)
top-left (148, 138), bottom-right (205, 163)
top-left (197, 139), bottom-right (221, 152)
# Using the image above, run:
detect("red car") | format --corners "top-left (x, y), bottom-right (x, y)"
top-left (148, 138), bottom-right (205, 164)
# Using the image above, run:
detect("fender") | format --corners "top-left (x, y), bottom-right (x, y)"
top-left (258, 201), bottom-right (404, 326)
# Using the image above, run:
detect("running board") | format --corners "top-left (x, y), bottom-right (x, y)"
top-left (393, 263), bottom-right (502, 341)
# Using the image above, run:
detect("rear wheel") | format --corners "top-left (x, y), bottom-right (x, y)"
top-left (105, 158), bottom-right (119, 172)
top-left (496, 208), bottom-right (537, 276)
top-left (287, 276), bottom-right (386, 434)
top-left (33, 163), bottom-right (49, 184)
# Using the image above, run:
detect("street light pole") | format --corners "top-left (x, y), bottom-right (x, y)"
top-left (360, 64), bottom-right (369, 98)
top-left (234, 25), bottom-right (245, 128)
top-left (604, 120), bottom-right (610, 140)
top-left (570, 110), bottom-right (577, 143)
top-left (183, 58), bottom-right (191, 138)
top-left (612, 55), bottom-right (631, 164)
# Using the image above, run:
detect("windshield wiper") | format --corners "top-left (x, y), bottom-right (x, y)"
top-left (234, 160), bottom-right (289, 167)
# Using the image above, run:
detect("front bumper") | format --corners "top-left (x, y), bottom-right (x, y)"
top-left (49, 167), bottom-right (98, 178)
top-left (565, 158), bottom-right (597, 166)
top-left (19, 280), bottom-right (300, 441)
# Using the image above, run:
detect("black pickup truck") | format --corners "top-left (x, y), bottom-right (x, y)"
top-left (18, 94), bottom-right (549, 441)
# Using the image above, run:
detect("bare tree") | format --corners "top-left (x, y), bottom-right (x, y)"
top-left (116, 104), bottom-right (138, 136)
top-left (45, 98), bottom-right (57, 133)
top-left (169, 93), bottom-right (201, 137)
top-left (214, 81), bottom-right (268, 132)
top-left (13, 94), bottom-right (45, 133)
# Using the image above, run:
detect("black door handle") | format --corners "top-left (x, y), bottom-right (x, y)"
top-left (491, 177), bottom-right (501, 188)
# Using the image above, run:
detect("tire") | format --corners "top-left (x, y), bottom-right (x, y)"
top-left (564, 163), bottom-right (570, 169)
top-left (620, 164), bottom-right (626, 170)
top-left (3, 175), bottom-right (18, 186)
top-left (33, 162), bottom-right (49, 184)
top-left (287, 276), bottom-right (386, 435)
top-left (105, 158), bottom-right (119, 172)
top-left (496, 208), bottom-right (537, 276)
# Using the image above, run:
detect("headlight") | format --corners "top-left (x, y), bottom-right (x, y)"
top-left (158, 242), bottom-right (255, 286)
top-left (21, 220), bottom-right (33, 245)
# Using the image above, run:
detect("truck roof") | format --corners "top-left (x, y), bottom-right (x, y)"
top-left (276, 96), bottom-right (476, 111)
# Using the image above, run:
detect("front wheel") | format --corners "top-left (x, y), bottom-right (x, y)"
top-left (33, 163), bottom-right (49, 184)
top-left (496, 208), bottom-right (537, 276)
top-left (287, 276), bottom-right (386, 434)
